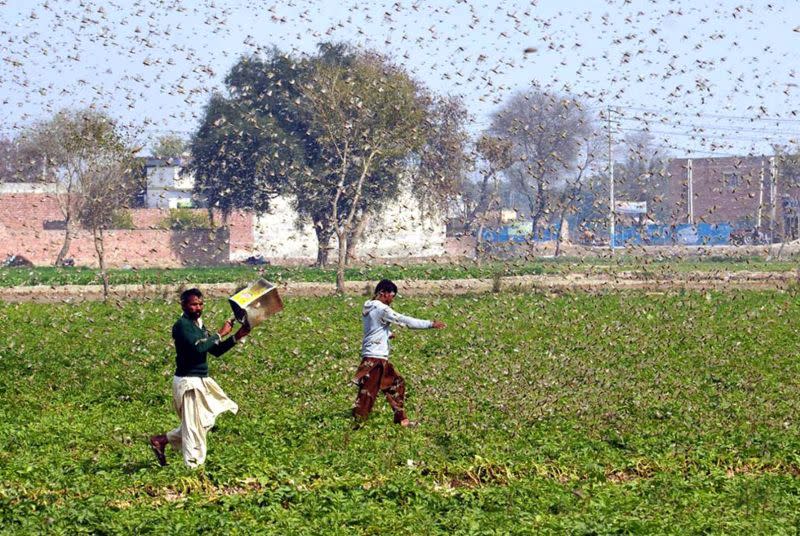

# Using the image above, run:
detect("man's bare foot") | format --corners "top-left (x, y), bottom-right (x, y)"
top-left (398, 418), bottom-right (418, 428)
top-left (149, 434), bottom-right (168, 466)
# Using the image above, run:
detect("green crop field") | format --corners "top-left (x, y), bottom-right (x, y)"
top-left (0, 255), bottom-right (798, 288)
top-left (2, 290), bottom-right (800, 533)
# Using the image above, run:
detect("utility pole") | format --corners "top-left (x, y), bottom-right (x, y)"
top-left (756, 158), bottom-right (764, 236)
top-left (770, 156), bottom-right (778, 242)
top-left (608, 106), bottom-right (615, 252)
top-left (687, 159), bottom-right (693, 225)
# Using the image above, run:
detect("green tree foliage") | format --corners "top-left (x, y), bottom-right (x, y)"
top-left (150, 134), bottom-right (188, 159)
top-left (109, 209), bottom-right (135, 229)
top-left (190, 44), bottom-right (394, 270)
top-left (188, 92), bottom-right (303, 221)
top-left (301, 50), bottom-right (428, 291)
top-left (0, 135), bottom-right (46, 182)
top-left (189, 43), bottom-right (467, 280)
top-left (230, 44), bottom-right (355, 267)
top-left (159, 208), bottom-right (213, 230)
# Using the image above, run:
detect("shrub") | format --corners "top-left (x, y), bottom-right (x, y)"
top-left (110, 209), bottom-right (135, 229)
top-left (159, 208), bottom-right (212, 230)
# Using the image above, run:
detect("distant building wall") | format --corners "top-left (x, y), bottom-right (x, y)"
top-left (359, 193), bottom-right (446, 258)
top-left (666, 156), bottom-right (769, 227)
top-left (145, 188), bottom-right (194, 209)
top-left (0, 188), bottom-right (254, 267)
top-left (0, 192), bottom-right (62, 231)
top-left (0, 227), bottom-right (230, 267)
top-left (665, 156), bottom-right (800, 239)
top-left (2, 181), bottom-right (446, 267)
top-left (145, 161), bottom-right (194, 208)
top-left (0, 183), bottom-right (59, 194)
top-left (250, 196), bottom-right (319, 262)
top-left (250, 188), bottom-right (446, 263)
top-left (142, 163), bottom-right (447, 261)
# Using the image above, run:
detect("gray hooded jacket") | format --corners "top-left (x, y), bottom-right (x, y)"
top-left (361, 299), bottom-right (433, 359)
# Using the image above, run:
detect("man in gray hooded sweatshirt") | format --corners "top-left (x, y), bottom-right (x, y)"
top-left (353, 279), bottom-right (445, 427)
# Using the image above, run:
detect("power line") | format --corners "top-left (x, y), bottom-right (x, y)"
top-left (618, 105), bottom-right (800, 124)
top-left (617, 126), bottom-right (792, 145)
top-left (614, 115), bottom-right (800, 137)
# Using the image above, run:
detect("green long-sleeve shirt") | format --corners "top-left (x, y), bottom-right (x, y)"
top-left (172, 314), bottom-right (236, 377)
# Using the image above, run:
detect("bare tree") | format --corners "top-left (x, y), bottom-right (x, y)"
top-left (615, 130), bottom-right (670, 222)
top-left (554, 132), bottom-right (603, 256)
top-left (490, 89), bottom-right (592, 239)
top-left (25, 109), bottom-right (134, 289)
top-left (22, 110), bottom-right (103, 266)
top-left (409, 94), bottom-right (471, 219)
top-left (78, 154), bottom-right (137, 300)
top-left (472, 135), bottom-right (513, 263)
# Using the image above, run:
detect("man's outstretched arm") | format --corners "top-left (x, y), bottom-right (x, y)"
top-left (382, 308), bottom-right (445, 329)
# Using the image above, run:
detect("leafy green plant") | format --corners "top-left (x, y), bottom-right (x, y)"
top-left (3, 258), bottom-right (799, 289)
top-left (159, 208), bottom-right (213, 231)
top-left (1, 291), bottom-right (800, 532)
top-left (110, 209), bottom-right (135, 229)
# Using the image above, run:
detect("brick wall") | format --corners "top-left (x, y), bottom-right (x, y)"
top-left (0, 193), bottom-right (62, 230)
top-left (0, 228), bottom-right (230, 267)
top-left (0, 193), bottom-right (254, 267)
top-left (665, 157), bottom-right (765, 226)
top-left (665, 156), bottom-right (800, 236)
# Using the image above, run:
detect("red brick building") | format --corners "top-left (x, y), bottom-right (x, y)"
top-left (665, 155), bottom-right (800, 241)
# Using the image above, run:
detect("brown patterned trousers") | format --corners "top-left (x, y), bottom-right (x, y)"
top-left (352, 358), bottom-right (407, 423)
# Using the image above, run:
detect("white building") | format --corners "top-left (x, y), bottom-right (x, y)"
top-left (0, 182), bottom-right (59, 194)
top-left (144, 157), bottom-right (196, 209)
top-left (145, 160), bottom-right (446, 261)
top-left (248, 187), bottom-right (446, 262)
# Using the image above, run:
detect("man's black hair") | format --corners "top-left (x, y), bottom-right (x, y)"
top-left (374, 279), bottom-right (398, 296)
top-left (180, 288), bottom-right (203, 303)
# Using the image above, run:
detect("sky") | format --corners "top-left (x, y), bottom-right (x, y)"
top-left (1, 0), bottom-right (799, 158)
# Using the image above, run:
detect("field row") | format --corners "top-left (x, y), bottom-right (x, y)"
top-left (1, 256), bottom-right (799, 288)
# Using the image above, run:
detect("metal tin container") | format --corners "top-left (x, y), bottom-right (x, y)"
top-left (228, 278), bottom-right (283, 329)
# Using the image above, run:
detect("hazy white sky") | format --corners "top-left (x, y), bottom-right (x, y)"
top-left (2, 0), bottom-right (799, 156)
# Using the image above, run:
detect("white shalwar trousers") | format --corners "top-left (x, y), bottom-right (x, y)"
top-left (166, 376), bottom-right (238, 468)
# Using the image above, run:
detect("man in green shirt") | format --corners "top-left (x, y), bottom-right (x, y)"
top-left (149, 288), bottom-right (250, 467)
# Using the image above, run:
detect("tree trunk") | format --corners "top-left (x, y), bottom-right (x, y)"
top-left (54, 218), bottom-right (73, 266)
top-left (474, 174), bottom-right (501, 267)
top-left (345, 213), bottom-right (370, 266)
top-left (93, 227), bottom-right (109, 300)
top-left (475, 220), bottom-right (486, 267)
top-left (465, 174), bottom-right (493, 236)
top-left (335, 230), bottom-right (347, 294)
top-left (530, 181), bottom-right (546, 241)
top-left (554, 211), bottom-right (567, 257)
top-left (313, 217), bottom-right (334, 268)
top-left (316, 243), bottom-right (330, 268)
top-left (554, 189), bottom-right (570, 257)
